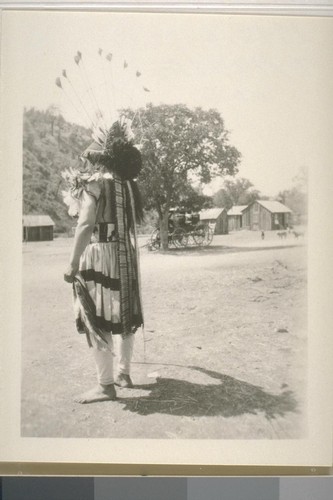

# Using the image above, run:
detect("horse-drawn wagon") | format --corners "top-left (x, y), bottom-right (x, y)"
top-left (149, 208), bottom-right (214, 250)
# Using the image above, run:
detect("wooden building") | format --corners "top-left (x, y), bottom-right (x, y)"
top-left (227, 205), bottom-right (247, 231)
top-left (199, 208), bottom-right (228, 235)
top-left (23, 215), bottom-right (55, 241)
top-left (242, 200), bottom-right (292, 231)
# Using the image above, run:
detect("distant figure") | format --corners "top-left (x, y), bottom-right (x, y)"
top-left (261, 231), bottom-right (265, 240)
top-left (277, 231), bottom-right (287, 239)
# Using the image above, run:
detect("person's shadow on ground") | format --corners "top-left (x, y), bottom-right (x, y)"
top-left (119, 366), bottom-right (297, 420)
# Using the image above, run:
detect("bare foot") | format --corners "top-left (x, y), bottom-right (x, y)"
top-left (115, 374), bottom-right (134, 388)
top-left (74, 384), bottom-right (117, 404)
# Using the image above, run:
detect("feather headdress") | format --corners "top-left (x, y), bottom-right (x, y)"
top-left (56, 49), bottom-right (150, 214)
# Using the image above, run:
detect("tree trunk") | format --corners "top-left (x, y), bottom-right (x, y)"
top-left (159, 211), bottom-right (169, 251)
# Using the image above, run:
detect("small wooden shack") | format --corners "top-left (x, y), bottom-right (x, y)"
top-left (23, 215), bottom-right (55, 241)
top-left (199, 208), bottom-right (228, 235)
top-left (227, 205), bottom-right (247, 231)
top-left (242, 200), bottom-right (292, 231)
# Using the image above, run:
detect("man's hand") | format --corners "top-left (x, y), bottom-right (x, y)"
top-left (64, 264), bottom-right (79, 283)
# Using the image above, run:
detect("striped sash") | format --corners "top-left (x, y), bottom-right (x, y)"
top-left (114, 175), bottom-right (138, 335)
top-left (126, 180), bottom-right (144, 327)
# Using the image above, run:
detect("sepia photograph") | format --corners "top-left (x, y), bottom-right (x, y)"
top-left (1, 9), bottom-right (332, 467)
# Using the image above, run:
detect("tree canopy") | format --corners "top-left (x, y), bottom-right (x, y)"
top-left (131, 104), bottom-right (241, 218)
top-left (213, 177), bottom-right (261, 210)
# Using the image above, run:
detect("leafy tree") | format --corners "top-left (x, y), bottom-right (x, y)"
top-left (213, 177), bottom-right (260, 210)
top-left (130, 104), bottom-right (241, 249)
top-left (179, 186), bottom-right (214, 212)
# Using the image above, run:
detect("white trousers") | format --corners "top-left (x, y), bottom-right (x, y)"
top-left (92, 334), bottom-right (134, 385)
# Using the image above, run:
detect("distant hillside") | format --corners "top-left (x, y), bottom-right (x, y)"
top-left (23, 107), bottom-right (91, 232)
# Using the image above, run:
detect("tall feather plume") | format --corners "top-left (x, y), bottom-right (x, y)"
top-left (55, 48), bottom-right (152, 144)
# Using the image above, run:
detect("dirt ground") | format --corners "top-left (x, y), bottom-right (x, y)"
top-left (21, 229), bottom-right (307, 439)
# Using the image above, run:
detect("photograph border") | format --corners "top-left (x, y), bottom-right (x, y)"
top-left (1, 2), bottom-right (333, 476)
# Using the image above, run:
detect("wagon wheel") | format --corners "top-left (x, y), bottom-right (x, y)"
top-left (192, 222), bottom-right (206, 246)
top-left (149, 228), bottom-right (161, 250)
top-left (171, 227), bottom-right (188, 248)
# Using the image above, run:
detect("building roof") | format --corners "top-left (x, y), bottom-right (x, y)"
top-left (199, 208), bottom-right (225, 220)
top-left (23, 215), bottom-right (55, 227)
top-left (227, 205), bottom-right (247, 216)
top-left (256, 200), bottom-right (292, 213)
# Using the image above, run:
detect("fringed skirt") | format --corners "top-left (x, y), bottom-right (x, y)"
top-left (78, 239), bottom-right (143, 336)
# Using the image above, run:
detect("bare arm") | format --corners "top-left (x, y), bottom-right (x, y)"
top-left (64, 184), bottom-right (99, 281)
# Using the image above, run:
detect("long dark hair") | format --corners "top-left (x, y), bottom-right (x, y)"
top-left (84, 121), bottom-right (144, 225)
top-left (86, 141), bottom-right (142, 182)
top-left (125, 179), bottom-right (144, 225)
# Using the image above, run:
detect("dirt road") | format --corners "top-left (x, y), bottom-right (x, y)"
top-left (21, 230), bottom-right (307, 439)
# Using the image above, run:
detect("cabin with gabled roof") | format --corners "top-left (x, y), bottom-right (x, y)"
top-left (23, 215), bottom-right (55, 241)
top-left (242, 200), bottom-right (292, 231)
top-left (227, 205), bottom-right (247, 231)
top-left (199, 208), bottom-right (228, 234)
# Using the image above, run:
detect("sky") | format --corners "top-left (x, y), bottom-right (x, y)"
top-left (3, 11), bottom-right (333, 197)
